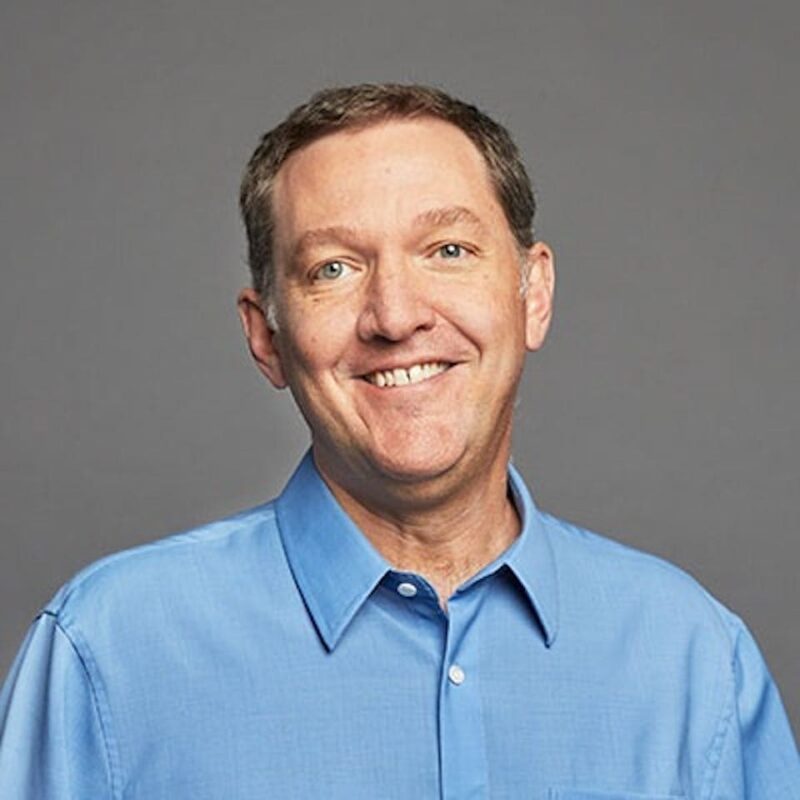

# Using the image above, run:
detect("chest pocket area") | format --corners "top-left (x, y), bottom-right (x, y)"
top-left (549, 791), bottom-right (684, 800)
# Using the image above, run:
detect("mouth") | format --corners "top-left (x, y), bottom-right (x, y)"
top-left (362, 361), bottom-right (451, 388)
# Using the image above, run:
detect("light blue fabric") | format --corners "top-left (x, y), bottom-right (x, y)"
top-left (1, 451), bottom-right (797, 798)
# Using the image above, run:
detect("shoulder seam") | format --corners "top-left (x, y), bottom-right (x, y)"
top-left (700, 681), bottom-right (736, 799)
top-left (699, 614), bottom-right (740, 799)
top-left (51, 618), bottom-right (120, 800)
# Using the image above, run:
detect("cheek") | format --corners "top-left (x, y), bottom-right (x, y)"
top-left (442, 287), bottom-right (524, 345)
top-left (286, 335), bottom-right (329, 374)
top-left (280, 311), bottom-right (351, 376)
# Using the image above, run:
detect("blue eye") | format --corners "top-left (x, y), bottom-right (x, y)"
top-left (439, 243), bottom-right (465, 259)
top-left (315, 261), bottom-right (349, 280)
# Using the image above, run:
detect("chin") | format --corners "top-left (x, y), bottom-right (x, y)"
top-left (364, 435), bottom-right (466, 485)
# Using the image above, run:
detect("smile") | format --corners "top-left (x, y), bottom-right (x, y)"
top-left (363, 362), bottom-right (450, 388)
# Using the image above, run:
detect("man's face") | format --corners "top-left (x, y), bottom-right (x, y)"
top-left (240, 118), bottom-right (554, 494)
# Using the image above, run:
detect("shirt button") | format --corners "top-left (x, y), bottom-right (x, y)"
top-left (397, 582), bottom-right (417, 598)
top-left (448, 664), bottom-right (466, 685)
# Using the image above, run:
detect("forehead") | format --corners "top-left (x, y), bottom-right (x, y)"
top-left (270, 118), bottom-right (506, 240)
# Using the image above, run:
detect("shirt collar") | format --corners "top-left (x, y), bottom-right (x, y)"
top-left (275, 451), bottom-right (559, 651)
top-left (503, 461), bottom-right (560, 646)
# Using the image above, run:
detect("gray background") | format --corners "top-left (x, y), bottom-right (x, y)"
top-left (2, 1), bottom-right (798, 736)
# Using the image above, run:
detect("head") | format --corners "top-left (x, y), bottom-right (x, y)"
top-left (237, 86), bottom-right (554, 507)
top-left (240, 83), bottom-right (537, 326)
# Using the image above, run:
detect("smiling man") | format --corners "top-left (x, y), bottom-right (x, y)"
top-left (1, 84), bottom-right (798, 799)
top-left (237, 113), bottom-right (554, 603)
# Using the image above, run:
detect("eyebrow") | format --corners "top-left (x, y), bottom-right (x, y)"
top-left (290, 225), bottom-right (362, 260)
top-left (411, 205), bottom-right (490, 236)
top-left (289, 205), bottom-right (490, 261)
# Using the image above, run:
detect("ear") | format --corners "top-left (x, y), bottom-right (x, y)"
top-left (237, 288), bottom-right (288, 389)
top-left (522, 241), bottom-right (555, 352)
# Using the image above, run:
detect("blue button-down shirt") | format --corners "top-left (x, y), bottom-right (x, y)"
top-left (1, 452), bottom-right (798, 798)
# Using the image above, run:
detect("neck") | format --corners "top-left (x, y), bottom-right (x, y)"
top-left (315, 449), bottom-right (520, 605)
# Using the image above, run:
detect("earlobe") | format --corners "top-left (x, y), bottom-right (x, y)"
top-left (523, 242), bottom-right (556, 352)
top-left (236, 288), bottom-right (288, 389)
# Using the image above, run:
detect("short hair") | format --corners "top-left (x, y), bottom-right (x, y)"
top-left (240, 83), bottom-right (537, 304)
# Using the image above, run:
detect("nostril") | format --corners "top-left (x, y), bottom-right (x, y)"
top-left (357, 300), bottom-right (436, 342)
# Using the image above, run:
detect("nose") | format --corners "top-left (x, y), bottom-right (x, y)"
top-left (356, 259), bottom-right (436, 342)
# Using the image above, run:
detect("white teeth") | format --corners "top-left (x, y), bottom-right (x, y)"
top-left (365, 362), bottom-right (449, 388)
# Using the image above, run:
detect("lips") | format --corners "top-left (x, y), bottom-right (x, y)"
top-left (363, 361), bottom-right (450, 388)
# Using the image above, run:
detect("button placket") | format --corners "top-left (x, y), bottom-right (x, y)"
top-left (438, 589), bottom-right (489, 799)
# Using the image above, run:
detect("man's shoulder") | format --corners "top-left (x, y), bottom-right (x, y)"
top-left (44, 500), bottom-right (283, 632)
top-left (538, 509), bottom-right (742, 648)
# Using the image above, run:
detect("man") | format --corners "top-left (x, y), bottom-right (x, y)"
top-left (0, 84), bottom-right (797, 798)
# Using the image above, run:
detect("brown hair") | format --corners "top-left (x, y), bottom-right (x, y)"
top-left (240, 83), bottom-right (537, 303)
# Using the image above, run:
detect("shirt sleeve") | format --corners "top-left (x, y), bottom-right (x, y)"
top-left (0, 612), bottom-right (114, 799)
top-left (708, 615), bottom-right (800, 798)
